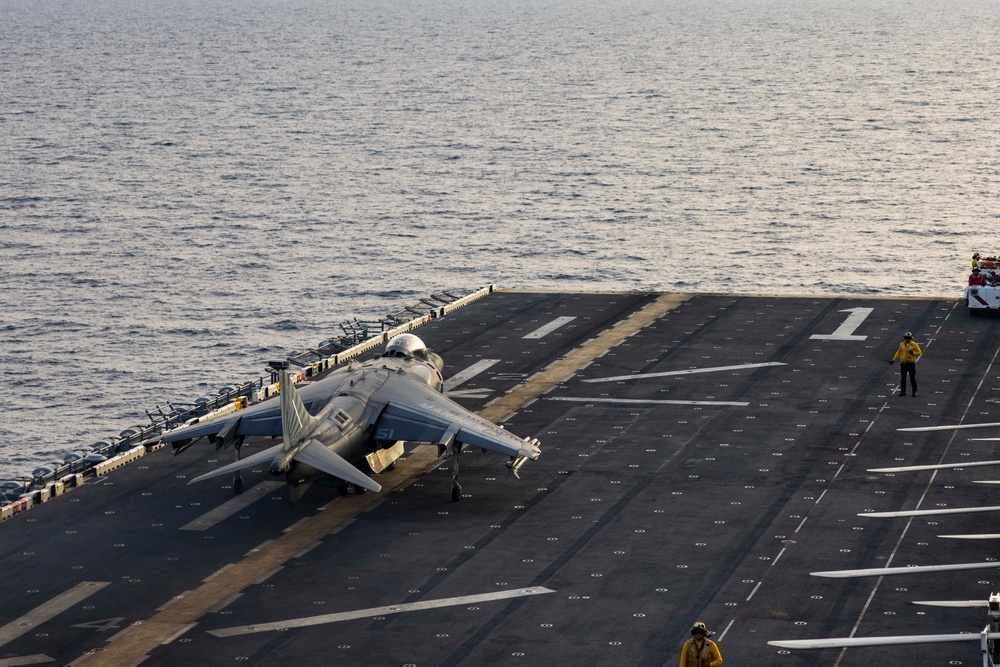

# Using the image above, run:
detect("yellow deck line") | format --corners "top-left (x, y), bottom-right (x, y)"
top-left (83, 292), bottom-right (688, 665)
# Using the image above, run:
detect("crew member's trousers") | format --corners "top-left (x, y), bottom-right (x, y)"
top-left (899, 362), bottom-right (917, 395)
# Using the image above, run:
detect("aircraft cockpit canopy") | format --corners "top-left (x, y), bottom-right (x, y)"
top-left (385, 333), bottom-right (429, 360)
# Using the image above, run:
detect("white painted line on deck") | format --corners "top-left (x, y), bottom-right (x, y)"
top-left (180, 480), bottom-right (284, 531)
top-left (812, 562), bottom-right (1000, 578)
top-left (245, 539), bottom-right (273, 557)
top-left (0, 656), bottom-right (54, 667)
top-left (583, 362), bottom-right (786, 383)
top-left (282, 517), bottom-right (312, 533)
top-left (809, 307), bottom-right (873, 341)
top-left (0, 582), bottom-right (110, 648)
top-left (203, 564), bottom-right (236, 583)
top-left (161, 623), bottom-right (197, 645)
top-left (717, 619), bottom-right (736, 642)
top-left (209, 593), bottom-right (244, 614)
top-left (207, 586), bottom-right (556, 637)
top-left (859, 505), bottom-right (1000, 518)
top-left (445, 388), bottom-right (493, 399)
top-left (444, 359), bottom-right (501, 392)
top-left (156, 591), bottom-right (193, 611)
top-left (523, 316), bottom-right (576, 339)
top-left (869, 460), bottom-right (1000, 473)
top-left (547, 397), bottom-right (750, 407)
top-left (898, 421), bottom-right (1000, 433)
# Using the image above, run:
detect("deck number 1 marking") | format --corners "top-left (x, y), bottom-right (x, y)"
top-left (810, 308), bottom-right (873, 341)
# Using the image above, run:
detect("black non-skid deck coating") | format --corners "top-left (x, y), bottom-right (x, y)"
top-left (2, 291), bottom-right (1000, 666)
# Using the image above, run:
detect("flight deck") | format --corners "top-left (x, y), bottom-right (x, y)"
top-left (2, 290), bottom-right (999, 666)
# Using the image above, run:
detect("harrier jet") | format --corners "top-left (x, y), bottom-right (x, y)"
top-left (156, 334), bottom-right (541, 503)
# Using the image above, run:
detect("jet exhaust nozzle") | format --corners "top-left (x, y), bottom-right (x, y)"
top-left (270, 450), bottom-right (296, 475)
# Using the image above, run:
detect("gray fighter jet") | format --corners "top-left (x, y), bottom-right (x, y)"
top-left (158, 333), bottom-right (541, 502)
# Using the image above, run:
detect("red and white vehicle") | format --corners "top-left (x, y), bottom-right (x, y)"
top-left (965, 254), bottom-right (1000, 314)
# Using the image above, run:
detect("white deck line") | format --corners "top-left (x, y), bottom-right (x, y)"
top-left (179, 480), bottom-right (283, 531)
top-left (443, 359), bottom-right (500, 392)
top-left (522, 316), bottom-right (576, 339)
top-left (208, 586), bottom-right (556, 637)
top-left (547, 397), bottom-right (749, 407)
top-left (0, 582), bottom-right (110, 648)
top-left (583, 362), bottom-right (786, 383)
top-left (0, 655), bottom-right (55, 666)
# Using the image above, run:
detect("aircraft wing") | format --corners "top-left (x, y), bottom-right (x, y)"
top-left (158, 402), bottom-right (282, 447)
top-left (374, 381), bottom-right (540, 461)
top-left (157, 377), bottom-right (344, 448)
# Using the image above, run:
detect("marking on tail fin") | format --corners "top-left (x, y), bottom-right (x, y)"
top-left (280, 370), bottom-right (321, 451)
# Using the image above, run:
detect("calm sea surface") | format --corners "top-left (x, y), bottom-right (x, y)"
top-left (1, 0), bottom-right (998, 479)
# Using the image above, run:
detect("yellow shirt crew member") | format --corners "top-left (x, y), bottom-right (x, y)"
top-left (680, 622), bottom-right (723, 667)
top-left (890, 332), bottom-right (922, 397)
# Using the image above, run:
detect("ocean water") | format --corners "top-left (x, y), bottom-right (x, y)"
top-left (1, 0), bottom-right (998, 480)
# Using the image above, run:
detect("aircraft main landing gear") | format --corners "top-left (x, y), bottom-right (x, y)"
top-left (232, 440), bottom-right (245, 494)
top-left (450, 444), bottom-right (462, 502)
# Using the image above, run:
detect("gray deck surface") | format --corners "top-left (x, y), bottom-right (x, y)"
top-left (2, 291), bottom-right (999, 666)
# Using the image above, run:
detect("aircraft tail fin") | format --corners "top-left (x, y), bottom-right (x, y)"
top-left (280, 370), bottom-right (322, 452)
top-left (278, 370), bottom-right (380, 492)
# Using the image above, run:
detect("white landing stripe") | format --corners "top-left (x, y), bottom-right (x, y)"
top-left (548, 397), bottom-right (749, 407)
top-left (0, 656), bottom-right (55, 666)
top-left (938, 533), bottom-right (1000, 540)
top-left (769, 633), bottom-right (985, 650)
top-left (443, 359), bottom-right (501, 392)
top-left (859, 505), bottom-right (1000, 518)
top-left (522, 316), bottom-right (576, 339)
top-left (811, 562), bottom-right (1000, 578)
top-left (208, 586), bottom-right (555, 637)
top-left (869, 459), bottom-right (1000, 473)
top-left (0, 582), bottom-right (110, 648)
top-left (583, 362), bottom-right (786, 383)
top-left (180, 480), bottom-right (284, 531)
top-left (898, 421), bottom-right (1000, 432)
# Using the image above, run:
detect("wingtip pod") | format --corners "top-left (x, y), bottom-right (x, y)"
top-left (507, 437), bottom-right (541, 479)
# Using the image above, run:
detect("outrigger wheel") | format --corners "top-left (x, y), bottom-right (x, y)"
top-left (452, 483), bottom-right (462, 502)
top-left (232, 442), bottom-right (245, 494)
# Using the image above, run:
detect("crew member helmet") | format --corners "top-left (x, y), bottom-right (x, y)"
top-left (691, 622), bottom-right (708, 635)
top-left (903, 332), bottom-right (912, 339)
